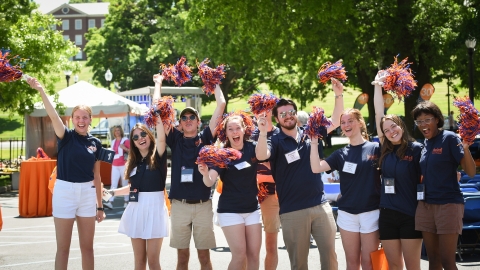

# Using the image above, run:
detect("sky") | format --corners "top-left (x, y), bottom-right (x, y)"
top-left (33, 0), bottom-right (68, 13)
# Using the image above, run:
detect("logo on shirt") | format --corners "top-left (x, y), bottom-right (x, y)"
top-left (87, 144), bottom-right (97, 153)
top-left (367, 154), bottom-right (378, 161)
top-left (432, 148), bottom-right (442, 154)
top-left (402, 155), bottom-right (413, 161)
top-left (195, 138), bottom-right (202, 147)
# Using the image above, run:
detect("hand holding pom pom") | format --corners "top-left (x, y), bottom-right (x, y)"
top-left (247, 93), bottom-right (279, 115)
top-left (317, 60), bottom-right (348, 85)
top-left (304, 107), bottom-right (332, 139)
top-left (197, 58), bottom-right (226, 96)
top-left (453, 97), bottom-right (480, 145)
top-left (196, 145), bottom-right (242, 168)
top-left (381, 56), bottom-right (417, 102)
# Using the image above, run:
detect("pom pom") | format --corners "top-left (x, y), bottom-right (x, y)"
top-left (317, 60), bottom-right (348, 85)
top-left (304, 107), bottom-right (332, 138)
top-left (247, 93), bottom-right (280, 115)
top-left (453, 96), bottom-right (480, 145)
top-left (144, 96), bottom-right (176, 129)
top-left (214, 110), bottom-right (256, 143)
top-left (36, 147), bottom-right (50, 159)
top-left (197, 58), bottom-right (226, 96)
top-left (382, 56), bottom-right (417, 102)
top-left (0, 49), bottom-right (24, 82)
top-left (196, 145), bottom-right (242, 168)
top-left (159, 56), bottom-right (192, 87)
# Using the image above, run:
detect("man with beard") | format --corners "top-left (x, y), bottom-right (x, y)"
top-left (166, 84), bottom-right (226, 270)
top-left (255, 78), bottom-right (344, 270)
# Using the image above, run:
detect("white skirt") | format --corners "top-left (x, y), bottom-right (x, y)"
top-left (118, 191), bottom-right (169, 239)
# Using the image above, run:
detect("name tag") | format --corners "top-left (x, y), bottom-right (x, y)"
top-left (129, 187), bottom-right (139, 202)
top-left (234, 161), bottom-right (251, 170)
top-left (342, 161), bottom-right (357, 174)
top-left (285, 150), bottom-right (300, 164)
top-left (130, 167), bottom-right (137, 177)
top-left (181, 167), bottom-right (194, 183)
top-left (384, 178), bottom-right (395, 194)
top-left (417, 184), bottom-right (425, 200)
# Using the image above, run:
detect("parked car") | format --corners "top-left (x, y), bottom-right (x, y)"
top-left (90, 119), bottom-right (109, 138)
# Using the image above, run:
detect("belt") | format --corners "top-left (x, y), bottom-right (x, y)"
top-left (176, 199), bottom-right (210, 204)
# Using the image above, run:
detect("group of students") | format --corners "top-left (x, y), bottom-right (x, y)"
top-left (26, 68), bottom-right (476, 270)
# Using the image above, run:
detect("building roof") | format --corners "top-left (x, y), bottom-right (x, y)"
top-left (42, 2), bottom-right (110, 16)
top-left (118, 86), bottom-right (204, 96)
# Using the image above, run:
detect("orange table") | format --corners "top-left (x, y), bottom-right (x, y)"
top-left (19, 160), bottom-right (57, 217)
top-left (100, 162), bottom-right (112, 186)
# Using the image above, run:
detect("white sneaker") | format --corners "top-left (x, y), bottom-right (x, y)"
top-left (123, 202), bottom-right (128, 208)
top-left (103, 202), bottom-right (113, 209)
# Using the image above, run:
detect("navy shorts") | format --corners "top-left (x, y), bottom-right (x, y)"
top-left (379, 207), bottom-right (422, 240)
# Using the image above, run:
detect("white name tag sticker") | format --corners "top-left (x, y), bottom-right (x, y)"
top-left (129, 167), bottom-right (137, 177)
top-left (285, 150), bottom-right (300, 164)
top-left (342, 161), bottom-right (357, 174)
top-left (181, 168), bottom-right (194, 183)
top-left (234, 161), bottom-right (251, 170)
top-left (384, 178), bottom-right (395, 194)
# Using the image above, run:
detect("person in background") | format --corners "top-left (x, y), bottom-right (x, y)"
top-left (373, 71), bottom-right (423, 270)
top-left (104, 125), bottom-right (130, 209)
top-left (199, 113), bottom-right (262, 270)
top-left (448, 111), bottom-right (456, 132)
top-left (412, 101), bottom-right (476, 269)
top-left (251, 110), bottom-right (280, 270)
top-left (310, 108), bottom-right (381, 270)
top-left (27, 77), bottom-right (105, 270)
top-left (296, 111), bottom-right (309, 127)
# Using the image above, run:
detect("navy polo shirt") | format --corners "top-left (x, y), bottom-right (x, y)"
top-left (213, 141), bottom-right (259, 213)
top-left (129, 150), bottom-right (167, 192)
top-left (420, 130), bottom-right (464, 204)
top-left (57, 128), bottom-right (102, 183)
top-left (380, 142), bottom-right (423, 217)
top-left (251, 127), bottom-right (280, 176)
top-left (267, 126), bottom-right (327, 215)
top-left (167, 126), bottom-right (214, 200)
top-left (325, 141), bottom-right (381, 214)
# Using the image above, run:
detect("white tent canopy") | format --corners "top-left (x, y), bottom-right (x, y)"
top-left (30, 80), bottom-right (148, 118)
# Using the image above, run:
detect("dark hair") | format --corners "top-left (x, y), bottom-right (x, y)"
top-left (124, 123), bottom-right (157, 181)
top-left (378, 114), bottom-right (415, 168)
top-left (411, 101), bottom-right (444, 128)
top-left (273, 98), bottom-right (297, 118)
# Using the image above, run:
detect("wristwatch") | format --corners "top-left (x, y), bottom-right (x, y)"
top-left (97, 207), bottom-right (104, 211)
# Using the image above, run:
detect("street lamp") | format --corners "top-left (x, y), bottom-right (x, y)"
top-left (446, 72), bottom-right (451, 114)
top-left (105, 69), bottom-right (113, 90)
top-left (465, 38), bottom-right (476, 104)
top-left (74, 74), bottom-right (79, 84)
top-left (64, 70), bottom-right (72, 87)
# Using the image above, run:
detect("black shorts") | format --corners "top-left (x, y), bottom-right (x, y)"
top-left (379, 207), bottom-right (422, 240)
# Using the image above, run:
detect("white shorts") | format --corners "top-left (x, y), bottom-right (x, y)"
top-left (217, 209), bottom-right (262, 228)
top-left (337, 209), bottom-right (379, 233)
top-left (52, 179), bottom-right (96, 219)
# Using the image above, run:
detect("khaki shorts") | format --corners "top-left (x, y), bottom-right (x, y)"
top-left (260, 195), bottom-right (280, 233)
top-left (170, 199), bottom-right (216, 249)
top-left (415, 201), bottom-right (464, 235)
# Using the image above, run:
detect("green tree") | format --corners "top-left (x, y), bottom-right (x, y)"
top-left (0, 0), bottom-right (80, 116)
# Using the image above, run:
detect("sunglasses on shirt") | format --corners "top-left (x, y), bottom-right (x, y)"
top-left (132, 131), bottom-right (148, 141)
top-left (181, 115), bottom-right (197, 121)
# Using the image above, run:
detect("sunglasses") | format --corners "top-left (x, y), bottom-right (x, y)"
top-left (181, 115), bottom-right (197, 121)
top-left (279, 109), bottom-right (297, 119)
top-left (414, 117), bottom-right (434, 126)
top-left (132, 131), bottom-right (148, 141)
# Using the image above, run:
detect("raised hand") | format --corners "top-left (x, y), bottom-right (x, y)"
top-left (153, 74), bottom-right (163, 84)
top-left (257, 113), bottom-right (268, 134)
top-left (198, 163), bottom-right (209, 176)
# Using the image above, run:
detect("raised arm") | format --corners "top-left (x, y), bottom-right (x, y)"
top-left (153, 74), bottom-right (166, 156)
top-left (255, 114), bottom-right (271, 161)
top-left (310, 136), bottom-right (332, 173)
top-left (373, 71), bottom-right (387, 142)
top-left (208, 84), bottom-right (226, 132)
top-left (198, 163), bottom-right (219, 187)
top-left (460, 143), bottom-right (476, 177)
top-left (27, 77), bottom-right (66, 139)
top-left (327, 78), bottom-right (345, 134)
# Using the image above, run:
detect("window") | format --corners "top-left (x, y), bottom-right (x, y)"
top-left (50, 24), bottom-right (57, 30)
top-left (101, 19), bottom-right (105, 27)
top-left (62, 20), bottom-right (69, 30)
top-left (63, 35), bottom-right (70, 41)
top-left (88, 19), bottom-right (95, 29)
top-left (75, 35), bottom-right (82, 45)
top-left (75, 51), bottom-right (83, 60)
top-left (75, 19), bottom-right (82, 30)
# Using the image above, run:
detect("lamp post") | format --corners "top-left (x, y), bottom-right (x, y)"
top-left (74, 74), bottom-right (79, 84)
top-left (445, 72), bottom-right (451, 114)
top-left (105, 69), bottom-right (113, 90)
top-left (64, 70), bottom-right (72, 87)
top-left (466, 38), bottom-right (476, 104)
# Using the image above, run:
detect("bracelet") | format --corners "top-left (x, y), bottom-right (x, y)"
top-left (97, 207), bottom-right (104, 211)
top-left (371, 80), bottom-right (384, 86)
top-left (335, 94), bottom-right (343, 99)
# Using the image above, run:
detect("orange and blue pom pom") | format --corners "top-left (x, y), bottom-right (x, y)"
top-left (159, 56), bottom-right (192, 87)
top-left (453, 97), bottom-right (480, 145)
top-left (196, 145), bottom-right (242, 168)
top-left (317, 60), bottom-right (348, 85)
top-left (382, 56), bottom-right (417, 102)
top-left (304, 107), bottom-right (332, 138)
top-left (214, 110), bottom-right (256, 143)
top-left (0, 49), bottom-right (24, 82)
top-left (197, 58), bottom-right (226, 96)
top-left (160, 63), bottom-right (175, 83)
top-left (247, 93), bottom-right (279, 115)
top-left (144, 96), bottom-right (176, 130)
